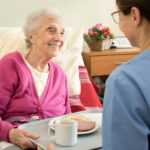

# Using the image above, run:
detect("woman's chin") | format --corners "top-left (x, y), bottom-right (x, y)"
top-left (49, 52), bottom-right (59, 59)
top-left (48, 48), bottom-right (60, 56)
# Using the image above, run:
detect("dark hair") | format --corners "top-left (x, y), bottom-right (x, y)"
top-left (116, 0), bottom-right (150, 21)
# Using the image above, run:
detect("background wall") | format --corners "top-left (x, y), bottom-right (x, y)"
top-left (0, 0), bottom-right (124, 36)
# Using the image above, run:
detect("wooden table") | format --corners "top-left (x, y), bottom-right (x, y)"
top-left (82, 48), bottom-right (141, 76)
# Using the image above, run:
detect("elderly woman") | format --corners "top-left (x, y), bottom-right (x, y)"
top-left (103, 0), bottom-right (150, 150)
top-left (0, 8), bottom-right (71, 149)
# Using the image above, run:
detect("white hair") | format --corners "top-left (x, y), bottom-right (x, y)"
top-left (23, 8), bottom-right (62, 48)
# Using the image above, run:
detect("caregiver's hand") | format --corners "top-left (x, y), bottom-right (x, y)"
top-left (9, 128), bottom-right (40, 149)
top-left (37, 143), bottom-right (56, 150)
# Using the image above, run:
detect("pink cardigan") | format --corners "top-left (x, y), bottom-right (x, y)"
top-left (0, 51), bottom-right (71, 142)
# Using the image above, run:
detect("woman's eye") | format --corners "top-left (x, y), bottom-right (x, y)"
top-left (60, 29), bottom-right (65, 36)
top-left (61, 32), bottom-right (64, 36)
top-left (48, 28), bottom-right (55, 34)
top-left (49, 29), bottom-right (54, 33)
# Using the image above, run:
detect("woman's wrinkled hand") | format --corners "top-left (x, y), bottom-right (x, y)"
top-left (9, 128), bottom-right (40, 149)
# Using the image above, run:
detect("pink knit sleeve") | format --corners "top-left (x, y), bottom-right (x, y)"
top-left (0, 56), bottom-right (18, 142)
top-left (0, 118), bottom-right (13, 142)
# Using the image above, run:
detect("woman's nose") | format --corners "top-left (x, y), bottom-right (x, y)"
top-left (54, 32), bottom-right (63, 41)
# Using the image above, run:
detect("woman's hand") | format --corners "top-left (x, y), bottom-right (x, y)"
top-left (37, 143), bottom-right (56, 150)
top-left (9, 128), bottom-right (40, 149)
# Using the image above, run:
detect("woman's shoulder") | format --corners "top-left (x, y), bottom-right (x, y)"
top-left (0, 51), bottom-right (24, 67)
top-left (0, 51), bottom-right (21, 62)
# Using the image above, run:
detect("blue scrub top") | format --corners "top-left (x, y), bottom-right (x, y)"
top-left (102, 49), bottom-right (150, 150)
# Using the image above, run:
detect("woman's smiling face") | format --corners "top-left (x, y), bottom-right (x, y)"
top-left (29, 15), bottom-right (65, 59)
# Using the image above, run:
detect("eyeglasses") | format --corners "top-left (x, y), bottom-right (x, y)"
top-left (111, 10), bottom-right (121, 24)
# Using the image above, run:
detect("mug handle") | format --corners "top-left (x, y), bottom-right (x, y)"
top-left (48, 124), bottom-right (55, 140)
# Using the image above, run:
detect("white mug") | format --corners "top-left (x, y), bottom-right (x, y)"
top-left (48, 119), bottom-right (78, 146)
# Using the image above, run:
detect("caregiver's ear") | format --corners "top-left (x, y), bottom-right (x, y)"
top-left (130, 7), bottom-right (141, 26)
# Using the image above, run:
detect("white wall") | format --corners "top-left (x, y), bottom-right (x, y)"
top-left (0, 0), bottom-right (124, 36)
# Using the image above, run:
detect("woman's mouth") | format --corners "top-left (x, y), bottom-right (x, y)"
top-left (48, 43), bottom-right (61, 48)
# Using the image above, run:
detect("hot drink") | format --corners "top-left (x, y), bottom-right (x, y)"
top-left (60, 121), bottom-right (74, 125)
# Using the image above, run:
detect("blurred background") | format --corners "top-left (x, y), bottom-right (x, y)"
top-left (0, 0), bottom-right (124, 36)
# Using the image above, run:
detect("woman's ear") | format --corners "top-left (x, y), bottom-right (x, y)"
top-left (130, 7), bottom-right (141, 26)
top-left (28, 34), bottom-right (34, 43)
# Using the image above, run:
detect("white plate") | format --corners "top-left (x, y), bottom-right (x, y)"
top-left (48, 113), bottom-right (101, 135)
